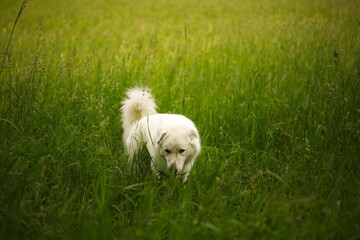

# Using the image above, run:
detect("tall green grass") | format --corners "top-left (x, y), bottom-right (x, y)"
top-left (1, 0), bottom-right (359, 239)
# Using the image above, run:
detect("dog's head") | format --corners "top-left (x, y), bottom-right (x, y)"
top-left (156, 127), bottom-right (199, 175)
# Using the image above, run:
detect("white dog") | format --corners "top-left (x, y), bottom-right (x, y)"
top-left (121, 87), bottom-right (201, 182)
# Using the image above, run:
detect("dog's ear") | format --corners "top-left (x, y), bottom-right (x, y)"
top-left (189, 130), bottom-right (198, 139)
top-left (157, 130), bottom-right (168, 144)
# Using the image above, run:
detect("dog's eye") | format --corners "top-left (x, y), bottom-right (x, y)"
top-left (179, 149), bottom-right (185, 154)
top-left (165, 149), bottom-right (171, 154)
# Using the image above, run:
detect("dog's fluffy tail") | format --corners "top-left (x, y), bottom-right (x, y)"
top-left (121, 87), bottom-right (157, 142)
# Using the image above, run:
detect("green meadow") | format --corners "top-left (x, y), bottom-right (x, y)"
top-left (1, 0), bottom-right (359, 239)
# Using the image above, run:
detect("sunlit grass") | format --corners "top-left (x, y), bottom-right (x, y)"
top-left (0, 0), bottom-right (359, 239)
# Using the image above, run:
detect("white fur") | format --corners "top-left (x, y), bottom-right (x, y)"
top-left (121, 87), bottom-right (201, 182)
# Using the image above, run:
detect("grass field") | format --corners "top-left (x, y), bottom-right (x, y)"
top-left (1, 0), bottom-right (360, 239)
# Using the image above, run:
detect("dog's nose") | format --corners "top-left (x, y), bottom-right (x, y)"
top-left (169, 165), bottom-right (177, 174)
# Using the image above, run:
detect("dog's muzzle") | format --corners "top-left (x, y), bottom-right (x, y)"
top-left (169, 165), bottom-right (178, 174)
